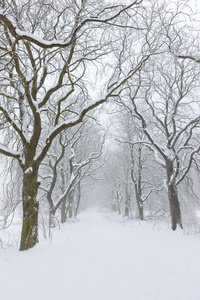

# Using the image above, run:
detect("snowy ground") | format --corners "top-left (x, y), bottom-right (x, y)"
top-left (1, 209), bottom-right (200, 300)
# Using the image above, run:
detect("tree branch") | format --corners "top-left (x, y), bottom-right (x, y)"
top-left (0, 1), bottom-right (142, 49)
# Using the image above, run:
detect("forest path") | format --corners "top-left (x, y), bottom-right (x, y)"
top-left (1, 209), bottom-right (200, 300)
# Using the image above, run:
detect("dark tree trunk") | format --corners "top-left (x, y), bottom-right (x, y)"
top-left (168, 182), bottom-right (183, 230)
top-left (135, 183), bottom-right (144, 221)
top-left (138, 203), bottom-right (144, 221)
top-left (166, 159), bottom-right (183, 230)
top-left (20, 170), bottom-right (40, 251)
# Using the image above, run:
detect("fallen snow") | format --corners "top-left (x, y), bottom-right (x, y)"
top-left (1, 209), bottom-right (200, 300)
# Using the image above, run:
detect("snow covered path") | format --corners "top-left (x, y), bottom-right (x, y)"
top-left (1, 210), bottom-right (200, 300)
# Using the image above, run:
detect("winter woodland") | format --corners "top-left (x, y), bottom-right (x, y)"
top-left (0, 0), bottom-right (200, 254)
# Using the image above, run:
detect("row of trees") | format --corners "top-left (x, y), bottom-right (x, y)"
top-left (0, 0), bottom-right (199, 250)
top-left (103, 0), bottom-right (200, 228)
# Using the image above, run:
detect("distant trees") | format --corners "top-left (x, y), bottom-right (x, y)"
top-left (129, 58), bottom-right (200, 229)
top-left (105, 109), bottom-right (165, 220)
top-left (113, 1), bottom-right (200, 229)
top-left (103, 148), bottom-right (132, 217)
top-left (40, 119), bottom-right (105, 228)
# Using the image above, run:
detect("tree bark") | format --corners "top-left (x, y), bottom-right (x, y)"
top-left (49, 207), bottom-right (56, 228)
top-left (68, 191), bottom-right (74, 219)
top-left (75, 182), bottom-right (81, 218)
top-left (166, 159), bottom-right (183, 230)
top-left (19, 170), bottom-right (40, 251)
top-left (61, 196), bottom-right (67, 223)
top-left (168, 182), bottom-right (183, 230)
top-left (138, 202), bottom-right (144, 221)
top-left (133, 181), bottom-right (144, 221)
top-left (135, 188), bottom-right (144, 221)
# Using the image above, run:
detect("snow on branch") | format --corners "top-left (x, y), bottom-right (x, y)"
top-left (34, 54), bottom-right (150, 166)
top-left (54, 172), bottom-right (78, 211)
top-left (171, 116), bottom-right (200, 149)
top-left (0, 1), bottom-right (142, 49)
top-left (177, 55), bottom-right (200, 64)
top-left (177, 145), bottom-right (200, 185)
top-left (0, 144), bottom-right (20, 159)
top-left (0, 105), bottom-right (28, 145)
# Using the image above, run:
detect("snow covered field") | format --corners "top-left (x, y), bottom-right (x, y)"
top-left (1, 209), bottom-right (200, 300)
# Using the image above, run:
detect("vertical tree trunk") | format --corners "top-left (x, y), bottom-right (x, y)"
top-left (49, 207), bottom-right (56, 228)
top-left (168, 182), bottom-right (183, 230)
top-left (132, 146), bottom-right (144, 221)
top-left (124, 188), bottom-right (131, 217)
top-left (116, 191), bottom-right (121, 215)
top-left (125, 198), bottom-right (130, 217)
top-left (68, 190), bottom-right (75, 219)
top-left (61, 196), bottom-right (67, 223)
top-left (68, 204), bottom-right (73, 219)
top-left (166, 159), bottom-right (183, 230)
top-left (75, 182), bottom-right (81, 218)
top-left (135, 194), bottom-right (144, 220)
top-left (138, 202), bottom-right (144, 221)
top-left (19, 170), bottom-right (40, 251)
top-left (125, 205), bottom-right (129, 217)
top-left (134, 181), bottom-right (144, 221)
top-left (137, 146), bottom-right (144, 221)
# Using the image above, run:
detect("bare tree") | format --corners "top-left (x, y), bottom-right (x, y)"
top-left (109, 0), bottom-right (200, 230)
top-left (0, 0), bottom-right (149, 250)
top-left (111, 110), bottom-right (164, 220)
top-left (40, 120), bottom-right (105, 229)
top-left (126, 52), bottom-right (200, 229)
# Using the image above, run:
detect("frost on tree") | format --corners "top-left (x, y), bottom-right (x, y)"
top-left (0, 0), bottom-right (146, 250)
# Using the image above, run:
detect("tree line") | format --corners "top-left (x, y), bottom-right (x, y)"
top-left (0, 0), bottom-right (199, 250)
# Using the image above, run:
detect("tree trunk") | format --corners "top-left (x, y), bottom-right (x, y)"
top-left (168, 182), bottom-right (183, 230)
top-left (135, 196), bottom-right (144, 220)
top-left (49, 207), bottom-right (56, 228)
top-left (61, 196), bottom-right (67, 223)
top-left (19, 170), bottom-right (40, 251)
top-left (125, 189), bottom-right (132, 218)
top-left (134, 181), bottom-right (144, 221)
top-left (138, 203), bottom-right (144, 221)
top-left (68, 205), bottom-right (73, 219)
top-left (125, 199), bottom-right (130, 217)
top-left (137, 146), bottom-right (144, 221)
top-left (75, 182), bottom-right (81, 218)
top-left (166, 159), bottom-right (183, 230)
top-left (131, 147), bottom-right (144, 221)
top-left (115, 191), bottom-right (121, 215)
top-left (68, 190), bottom-right (74, 219)
top-left (125, 205), bottom-right (129, 217)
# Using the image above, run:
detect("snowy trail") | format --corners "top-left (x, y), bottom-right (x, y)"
top-left (1, 210), bottom-right (200, 300)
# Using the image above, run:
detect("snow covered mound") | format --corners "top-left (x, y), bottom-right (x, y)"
top-left (1, 209), bottom-right (200, 300)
